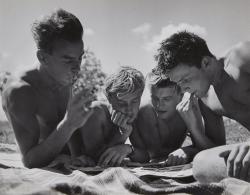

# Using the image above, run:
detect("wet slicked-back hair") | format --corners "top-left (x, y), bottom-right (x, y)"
top-left (32, 9), bottom-right (83, 53)
top-left (104, 66), bottom-right (145, 99)
top-left (155, 31), bottom-right (214, 75)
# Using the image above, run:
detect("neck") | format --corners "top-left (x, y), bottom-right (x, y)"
top-left (38, 65), bottom-right (68, 92)
top-left (211, 58), bottom-right (225, 87)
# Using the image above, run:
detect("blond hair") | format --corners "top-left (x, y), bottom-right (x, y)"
top-left (104, 66), bottom-right (145, 99)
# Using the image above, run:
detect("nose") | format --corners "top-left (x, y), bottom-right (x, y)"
top-left (71, 64), bottom-right (81, 74)
top-left (155, 99), bottom-right (161, 109)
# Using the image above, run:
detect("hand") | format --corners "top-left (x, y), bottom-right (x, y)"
top-left (63, 88), bottom-right (95, 131)
top-left (176, 92), bottom-right (203, 132)
top-left (167, 148), bottom-right (189, 166)
top-left (111, 110), bottom-right (133, 136)
top-left (220, 143), bottom-right (250, 181)
top-left (97, 144), bottom-right (132, 167)
top-left (48, 154), bottom-right (72, 168)
top-left (71, 154), bottom-right (96, 167)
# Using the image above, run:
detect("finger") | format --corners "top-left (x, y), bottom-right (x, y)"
top-left (98, 149), bottom-right (110, 165)
top-left (172, 156), bottom-right (178, 166)
top-left (227, 147), bottom-right (240, 177)
top-left (182, 100), bottom-right (191, 112)
top-left (177, 98), bottom-right (190, 112)
top-left (111, 110), bottom-right (116, 121)
top-left (167, 155), bottom-right (174, 166)
top-left (109, 154), bottom-right (120, 167)
top-left (176, 157), bottom-right (184, 165)
top-left (102, 152), bottom-right (115, 167)
top-left (119, 114), bottom-right (129, 129)
top-left (117, 156), bottom-right (124, 166)
top-left (116, 113), bottom-right (125, 127)
top-left (113, 112), bottom-right (122, 125)
top-left (235, 145), bottom-right (249, 178)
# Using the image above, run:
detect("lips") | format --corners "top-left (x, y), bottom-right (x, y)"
top-left (156, 110), bottom-right (167, 114)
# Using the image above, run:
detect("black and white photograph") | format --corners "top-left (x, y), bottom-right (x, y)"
top-left (1, 0), bottom-right (250, 194)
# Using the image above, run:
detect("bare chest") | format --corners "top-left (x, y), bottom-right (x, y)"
top-left (142, 116), bottom-right (186, 148)
top-left (35, 89), bottom-right (69, 139)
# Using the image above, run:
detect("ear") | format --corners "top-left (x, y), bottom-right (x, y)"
top-left (201, 56), bottom-right (211, 70)
top-left (37, 50), bottom-right (48, 65)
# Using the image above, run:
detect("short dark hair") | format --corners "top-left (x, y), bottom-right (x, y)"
top-left (32, 9), bottom-right (83, 53)
top-left (155, 31), bottom-right (214, 75)
top-left (146, 69), bottom-right (181, 93)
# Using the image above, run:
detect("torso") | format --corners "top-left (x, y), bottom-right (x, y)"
top-left (135, 104), bottom-right (187, 154)
top-left (202, 43), bottom-right (250, 130)
top-left (8, 69), bottom-right (70, 145)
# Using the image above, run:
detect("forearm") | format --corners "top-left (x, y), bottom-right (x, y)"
top-left (67, 131), bottom-right (83, 158)
top-left (189, 125), bottom-right (218, 150)
top-left (107, 131), bottom-right (130, 147)
top-left (23, 120), bottom-right (74, 168)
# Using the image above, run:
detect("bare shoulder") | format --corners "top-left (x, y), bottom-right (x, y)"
top-left (2, 76), bottom-right (37, 115)
top-left (226, 42), bottom-right (250, 73)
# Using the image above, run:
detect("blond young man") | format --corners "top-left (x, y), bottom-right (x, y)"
top-left (74, 66), bottom-right (145, 167)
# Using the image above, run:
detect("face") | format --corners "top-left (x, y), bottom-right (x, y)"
top-left (109, 89), bottom-right (143, 123)
top-left (44, 39), bottom-right (84, 86)
top-left (168, 63), bottom-right (210, 98)
top-left (151, 86), bottom-right (181, 119)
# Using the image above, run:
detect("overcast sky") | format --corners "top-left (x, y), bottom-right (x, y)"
top-left (0, 0), bottom-right (250, 120)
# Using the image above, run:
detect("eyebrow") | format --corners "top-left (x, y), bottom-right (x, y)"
top-left (62, 51), bottom-right (85, 60)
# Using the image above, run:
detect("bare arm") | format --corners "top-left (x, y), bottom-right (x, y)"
top-left (3, 84), bottom-right (93, 168)
top-left (177, 95), bottom-right (225, 150)
top-left (129, 126), bottom-right (150, 163)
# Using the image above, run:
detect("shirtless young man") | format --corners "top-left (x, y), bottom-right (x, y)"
top-left (75, 66), bottom-right (145, 167)
top-left (129, 71), bottom-right (205, 165)
top-left (155, 31), bottom-right (250, 182)
top-left (1, 9), bottom-right (94, 168)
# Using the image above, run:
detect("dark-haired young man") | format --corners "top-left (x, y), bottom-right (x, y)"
top-left (129, 72), bottom-right (205, 165)
top-left (156, 31), bottom-right (250, 183)
top-left (1, 9), bottom-right (94, 168)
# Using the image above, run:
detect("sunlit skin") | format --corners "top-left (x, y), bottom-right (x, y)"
top-left (76, 89), bottom-right (144, 167)
top-left (151, 86), bottom-right (181, 120)
top-left (129, 85), bottom-right (200, 165)
top-left (41, 39), bottom-right (85, 86)
top-left (1, 38), bottom-right (95, 168)
top-left (167, 42), bottom-right (250, 183)
top-left (168, 63), bottom-right (211, 98)
top-left (110, 89), bottom-right (143, 124)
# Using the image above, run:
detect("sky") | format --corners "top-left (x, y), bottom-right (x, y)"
top-left (0, 0), bottom-right (250, 120)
